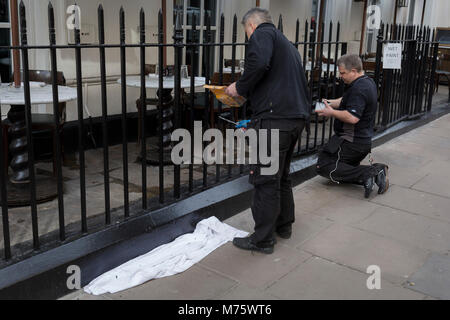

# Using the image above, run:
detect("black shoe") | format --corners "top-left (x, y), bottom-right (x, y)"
top-left (375, 165), bottom-right (389, 194)
top-left (232, 236), bottom-right (274, 254)
top-left (363, 176), bottom-right (375, 198)
top-left (276, 225), bottom-right (292, 239)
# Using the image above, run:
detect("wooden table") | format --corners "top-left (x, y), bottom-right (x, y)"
top-left (118, 75), bottom-right (205, 165)
top-left (0, 82), bottom-right (77, 205)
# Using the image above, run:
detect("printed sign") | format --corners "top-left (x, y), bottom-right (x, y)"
top-left (383, 43), bottom-right (402, 69)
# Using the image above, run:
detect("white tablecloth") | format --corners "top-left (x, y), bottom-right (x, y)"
top-left (118, 75), bottom-right (206, 89)
top-left (0, 82), bottom-right (77, 105)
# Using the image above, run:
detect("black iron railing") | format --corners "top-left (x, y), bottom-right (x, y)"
top-left (0, 1), bottom-right (438, 267)
top-left (373, 23), bottom-right (439, 131)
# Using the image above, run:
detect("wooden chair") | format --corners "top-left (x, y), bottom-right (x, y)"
top-left (2, 70), bottom-right (67, 175)
top-left (224, 59), bottom-right (240, 68)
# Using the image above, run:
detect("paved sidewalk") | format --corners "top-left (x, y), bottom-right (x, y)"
top-left (64, 113), bottom-right (450, 300)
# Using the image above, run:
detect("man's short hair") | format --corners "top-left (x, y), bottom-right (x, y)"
top-left (337, 54), bottom-right (363, 73)
top-left (241, 8), bottom-right (273, 26)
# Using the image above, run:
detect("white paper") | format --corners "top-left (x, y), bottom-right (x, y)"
top-left (383, 43), bottom-right (402, 70)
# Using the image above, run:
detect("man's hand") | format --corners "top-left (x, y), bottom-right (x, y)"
top-left (225, 82), bottom-right (239, 97)
top-left (315, 100), bottom-right (334, 118)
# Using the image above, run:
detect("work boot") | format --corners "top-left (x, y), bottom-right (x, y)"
top-left (375, 165), bottom-right (389, 194)
top-left (363, 176), bottom-right (375, 198)
top-left (232, 236), bottom-right (275, 254)
top-left (276, 225), bottom-right (292, 239)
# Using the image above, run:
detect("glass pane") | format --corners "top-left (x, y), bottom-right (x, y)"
top-left (173, 0), bottom-right (184, 26)
top-left (0, 0), bottom-right (9, 23)
top-left (204, 0), bottom-right (216, 27)
top-left (0, 28), bottom-right (11, 82)
top-left (187, 0), bottom-right (201, 26)
top-left (202, 30), bottom-right (215, 77)
top-left (186, 29), bottom-right (200, 76)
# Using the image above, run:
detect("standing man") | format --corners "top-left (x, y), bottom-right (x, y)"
top-left (225, 8), bottom-right (310, 254)
top-left (315, 54), bottom-right (389, 198)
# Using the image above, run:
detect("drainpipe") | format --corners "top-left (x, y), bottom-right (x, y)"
top-left (360, 0), bottom-right (368, 56)
top-left (10, 0), bottom-right (20, 87)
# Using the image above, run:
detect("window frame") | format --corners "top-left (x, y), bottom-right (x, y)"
top-left (175, 0), bottom-right (221, 76)
top-left (0, 0), bottom-right (12, 83)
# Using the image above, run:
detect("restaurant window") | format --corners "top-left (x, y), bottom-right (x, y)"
top-left (173, 0), bottom-right (219, 77)
top-left (366, 0), bottom-right (381, 53)
top-left (0, 0), bottom-right (11, 83)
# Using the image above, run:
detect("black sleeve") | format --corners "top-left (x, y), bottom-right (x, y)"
top-left (235, 29), bottom-right (274, 98)
top-left (345, 88), bottom-right (367, 119)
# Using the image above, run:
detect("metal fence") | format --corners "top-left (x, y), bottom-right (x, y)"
top-left (373, 23), bottom-right (439, 131)
top-left (0, 1), bottom-right (438, 266)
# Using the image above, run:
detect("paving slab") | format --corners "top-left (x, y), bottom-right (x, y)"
top-left (300, 223), bottom-right (429, 285)
top-left (290, 182), bottom-right (342, 213)
top-left (400, 130), bottom-right (450, 152)
top-left (371, 184), bottom-right (450, 223)
top-left (266, 256), bottom-right (426, 300)
top-left (352, 206), bottom-right (450, 253)
top-left (410, 159), bottom-right (450, 198)
top-left (310, 193), bottom-right (381, 225)
top-left (218, 284), bottom-right (280, 300)
top-left (199, 242), bottom-right (311, 289)
top-left (223, 208), bottom-right (254, 233)
top-left (105, 264), bottom-right (238, 300)
top-left (0, 221), bottom-right (29, 249)
top-left (407, 253), bottom-right (450, 300)
top-left (279, 211), bottom-right (333, 249)
top-left (59, 290), bottom-right (112, 300)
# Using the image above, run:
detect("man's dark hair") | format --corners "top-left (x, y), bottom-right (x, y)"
top-left (241, 8), bottom-right (273, 26)
top-left (337, 54), bottom-right (363, 72)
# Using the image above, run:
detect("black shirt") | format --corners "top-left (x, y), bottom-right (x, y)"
top-left (334, 75), bottom-right (377, 145)
top-left (236, 23), bottom-right (310, 121)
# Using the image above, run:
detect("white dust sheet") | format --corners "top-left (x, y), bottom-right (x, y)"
top-left (84, 216), bottom-right (248, 295)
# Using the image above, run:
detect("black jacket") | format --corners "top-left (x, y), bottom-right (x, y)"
top-left (236, 23), bottom-right (311, 121)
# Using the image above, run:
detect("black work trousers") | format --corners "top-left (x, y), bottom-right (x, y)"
top-left (249, 118), bottom-right (305, 245)
top-left (316, 135), bottom-right (378, 185)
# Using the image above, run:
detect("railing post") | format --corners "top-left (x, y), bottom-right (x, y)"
top-left (19, 1), bottom-right (39, 250)
top-left (188, 12), bottom-right (198, 192)
top-left (375, 23), bottom-right (384, 127)
top-left (98, 4), bottom-right (111, 224)
top-left (407, 40), bottom-right (418, 116)
top-left (73, 5), bottom-right (87, 233)
top-left (139, 8), bottom-right (147, 209)
top-left (203, 13), bottom-right (212, 189)
top-left (278, 14), bottom-right (283, 33)
top-left (427, 40), bottom-right (439, 110)
top-left (374, 24), bottom-right (383, 92)
top-left (119, 6), bottom-right (130, 217)
top-left (173, 11), bottom-right (183, 199)
top-left (158, 9), bottom-right (165, 203)
top-left (48, 3), bottom-right (65, 240)
top-left (230, 14), bottom-right (237, 178)
top-left (216, 13), bottom-right (225, 183)
top-left (0, 99), bottom-right (10, 260)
